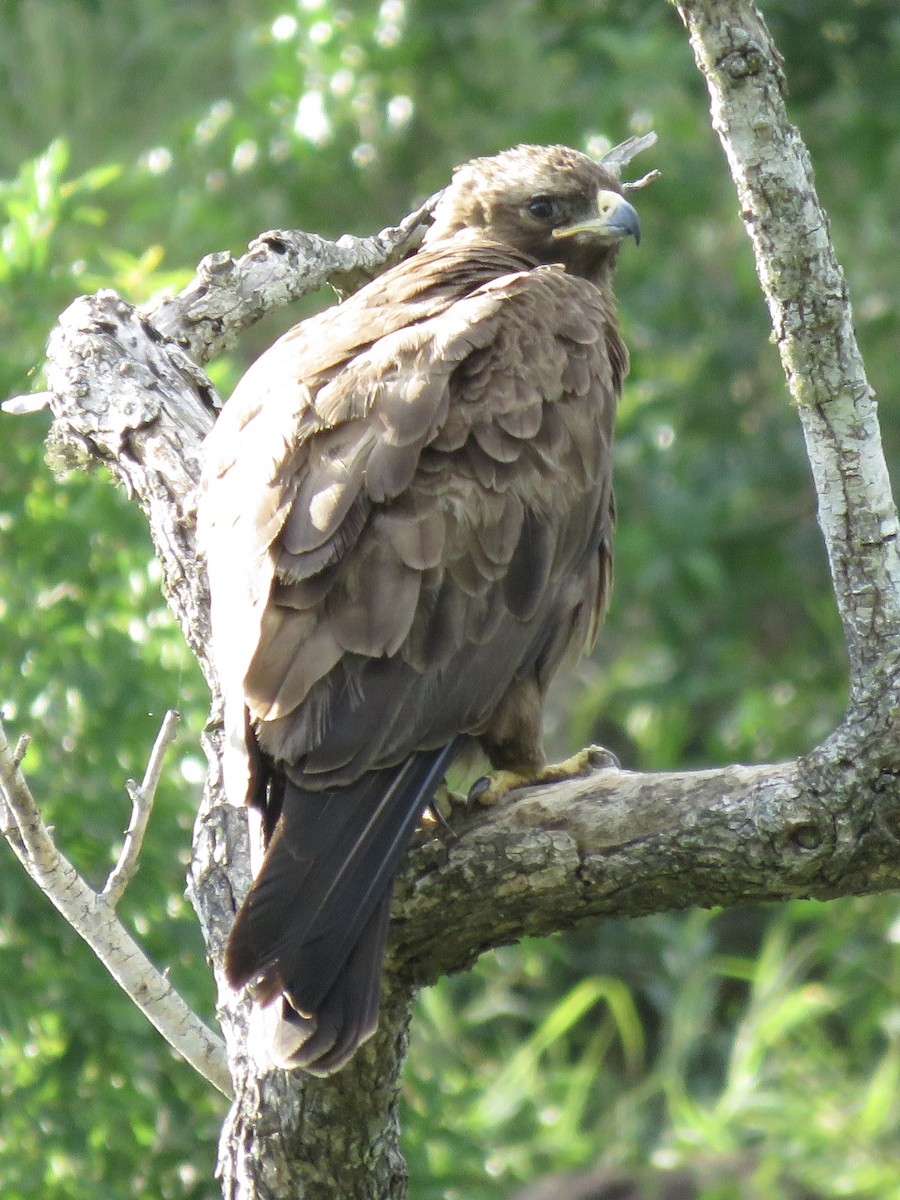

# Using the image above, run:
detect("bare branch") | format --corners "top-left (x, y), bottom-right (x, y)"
top-left (599, 131), bottom-right (659, 176)
top-left (2, 391), bottom-right (52, 415)
top-left (148, 191), bottom-right (443, 365)
top-left (672, 0), bottom-right (900, 699)
top-left (12, 732), bottom-right (31, 768)
top-left (4, 192), bottom-right (442, 421)
top-left (396, 755), bottom-right (900, 988)
top-left (0, 714), bottom-right (232, 1097)
top-left (623, 169), bottom-right (661, 192)
top-left (0, 719), bottom-right (62, 878)
top-left (103, 709), bottom-right (181, 905)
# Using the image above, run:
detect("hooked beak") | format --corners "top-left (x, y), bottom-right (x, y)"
top-left (552, 189), bottom-right (641, 246)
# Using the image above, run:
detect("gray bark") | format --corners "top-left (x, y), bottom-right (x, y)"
top-left (672, 0), bottom-right (900, 694)
top-left (25, 5), bottom-right (900, 1195)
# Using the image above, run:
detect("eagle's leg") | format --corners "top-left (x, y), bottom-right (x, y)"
top-left (469, 676), bottom-right (620, 806)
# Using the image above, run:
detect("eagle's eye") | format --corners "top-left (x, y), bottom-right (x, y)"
top-left (526, 194), bottom-right (558, 222)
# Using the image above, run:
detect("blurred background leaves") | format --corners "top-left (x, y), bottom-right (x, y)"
top-left (0, 1), bottom-right (897, 1197)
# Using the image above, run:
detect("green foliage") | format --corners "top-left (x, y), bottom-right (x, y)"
top-left (407, 899), bottom-right (900, 1198)
top-left (0, 1), bottom-right (897, 1198)
top-left (0, 141), bottom-right (222, 1200)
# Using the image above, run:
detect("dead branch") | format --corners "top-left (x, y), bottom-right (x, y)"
top-left (0, 713), bottom-right (231, 1097)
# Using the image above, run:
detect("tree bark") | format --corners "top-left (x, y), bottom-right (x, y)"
top-left (671, 0), bottom-right (900, 696)
top-left (27, 4), bottom-right (900, 1195)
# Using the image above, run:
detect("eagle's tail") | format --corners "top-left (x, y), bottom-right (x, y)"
top-left (224, 738), bottom-right (462, 1074)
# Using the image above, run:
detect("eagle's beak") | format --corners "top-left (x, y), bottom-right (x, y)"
top-left (552, 189), bottom-right (641, 246)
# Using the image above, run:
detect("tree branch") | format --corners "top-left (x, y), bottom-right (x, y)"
top-left (396, 755), bottom-right (899, 990)
top-left (149, 192), bottom-right (443, 365)
top-left (103, 708), bottom-right (180, 904)
top-left (0, 713), bottom-right (232, 1098)
top-left (672, 0), bottom-right (900, 700)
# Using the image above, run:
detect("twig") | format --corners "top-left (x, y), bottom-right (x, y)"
top-left (0, 714), bottom-right (232, 1097)
top-left (623, 169), bottom-right (661, 192)
top-left (599, 131), bottom-right (658, 176)
top-left (12, 732), bottom-right (31, 767)
top-left (1, 391), bottom-right (52, 414)
top-left (103, 709), bottom-right (180, 905)
top-left (0, 720), bottom-right (61, 877)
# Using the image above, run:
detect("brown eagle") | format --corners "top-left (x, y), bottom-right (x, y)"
top-left (199, 144), bottom-right (639, 1074)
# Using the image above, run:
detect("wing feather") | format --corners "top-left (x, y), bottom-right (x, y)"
top-left (199, 245), bottom-right (624, 798)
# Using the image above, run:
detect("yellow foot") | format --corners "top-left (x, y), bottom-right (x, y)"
top-left (467, 744), bottom-right (619, 807)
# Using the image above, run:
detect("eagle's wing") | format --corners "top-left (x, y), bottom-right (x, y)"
top-left (200, 244), bottom-right (563, 803)
top-left (199, 244), bottom-right (626, 1070)
top-left (205, 256), bottom-right (624, 776)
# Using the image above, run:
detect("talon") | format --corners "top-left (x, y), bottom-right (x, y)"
top-left (540, 744), bottom-right (619, 782)
top-left (467, 775), bottom-right (494, 805)
top-left (586, 745), bottom-right (620, 771)
top-left (415, 785), bottom-right (465, 842)
top-left (466, 769), bottom-right (531, 807)
top-left (428, 785), bottom-right (460, 836)
top-left (429, 806), bottom-right (456, 837)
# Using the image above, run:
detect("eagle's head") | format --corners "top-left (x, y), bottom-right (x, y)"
top-left (423, 143), bottom-right (640, 283)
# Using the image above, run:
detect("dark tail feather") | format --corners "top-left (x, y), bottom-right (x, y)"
top-left (225, 738), bottom-right (462, 1073)
top-left (271, 890), bottom-right (392, 1074)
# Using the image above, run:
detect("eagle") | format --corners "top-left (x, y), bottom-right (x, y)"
top-left (199, 143), bottom-right (640, 1075)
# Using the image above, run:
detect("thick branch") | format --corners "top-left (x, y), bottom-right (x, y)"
top-left (673, 0), bottom-right (900, 699)
top-left (395, 755), bottom-right (900, 988)
top-left (0, 715), bottom-right (231, 1097)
